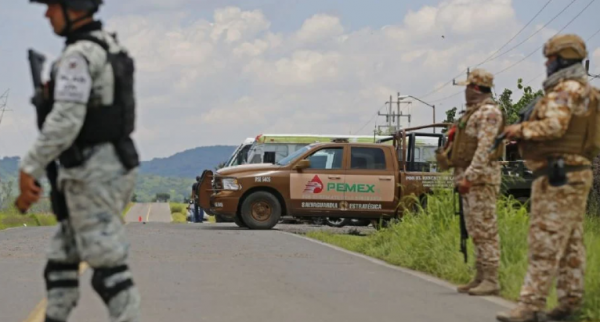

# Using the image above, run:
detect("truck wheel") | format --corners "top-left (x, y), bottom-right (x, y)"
top-left (325, 218), bottom-right (351, 228)
top-left (352, 219), bottom-right (371, 226)
top-left (240, 192), bottom-right (281, 230)
top-left (233, 216), bottom-right (248, 228)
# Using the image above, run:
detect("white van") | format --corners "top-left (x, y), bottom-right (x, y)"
top-left (246, 134), bottom-right (394, 164)
top-left (224, 137), bottom-right (255, 168)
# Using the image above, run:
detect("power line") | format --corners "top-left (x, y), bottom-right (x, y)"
top-left (495, 0), bottom-right (596, 77)
top-left (416, 0), bottom-right (565, 100)
top-left (586, 25), bottom-right (600, 42)
top-left (474, 0), bottom-right (555, 67)
top-left (353, 103), bottom-right (387, 134)
top-left (476, 0), bottom-right (576, 66)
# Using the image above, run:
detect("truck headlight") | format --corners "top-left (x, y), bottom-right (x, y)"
top-left (222, 178), bottom-right (241, 191)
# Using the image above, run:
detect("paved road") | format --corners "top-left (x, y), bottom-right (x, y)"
top-left (1, 204), bottom-right (513, 322)
top-left (124, 202), bottom-right (172, 223)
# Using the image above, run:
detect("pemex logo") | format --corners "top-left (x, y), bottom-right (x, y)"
top-left (303, 175), bottom-right (324, 194)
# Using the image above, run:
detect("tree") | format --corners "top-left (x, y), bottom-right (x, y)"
top-left (441, 107), bottom-right (458, 133)
top-left (131, 193), bottom-right (138, 202)
top-left (497, 78), bottom-right (543, 124)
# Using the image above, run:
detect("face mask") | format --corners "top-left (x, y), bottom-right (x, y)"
top-left (546, 59), bottom-right (562, 77)
top-left (465, 87), bottom-right (480, 104)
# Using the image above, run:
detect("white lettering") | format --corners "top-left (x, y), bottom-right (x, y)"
top-left (349, 203), bottom-right (382, 210)
top-left (301, 202), bottom-right (338, 209)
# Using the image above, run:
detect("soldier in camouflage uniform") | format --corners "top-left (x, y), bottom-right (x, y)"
top-left (451, 69), bottom-right (504, 296)
top-left (16, 1), bottom-right (141, 321)
top-left (497, 34), bottom-right (598, 322)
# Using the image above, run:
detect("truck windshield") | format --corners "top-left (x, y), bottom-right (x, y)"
top-left (276, 145), bottom-right (311, 166)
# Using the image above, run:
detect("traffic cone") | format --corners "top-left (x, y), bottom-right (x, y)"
top-left (138, 216), bottom-right (142, 223)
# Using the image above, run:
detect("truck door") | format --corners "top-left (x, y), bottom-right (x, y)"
top-left (289, 146), bottom-right (346, 214)
top-left (344, 146), bottom-right (396, 216)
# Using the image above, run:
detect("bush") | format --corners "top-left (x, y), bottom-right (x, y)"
top-left (308, 191), bottom-right (600, 322)
top-left (169, 203), bottom-right (184, 214)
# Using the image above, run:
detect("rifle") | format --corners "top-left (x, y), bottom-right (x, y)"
top-left (488, 97), bottom-right (541, 153)
top-left (17, 49), bottom-right (70, 220)
top-left (454, 188), bottom-right (468, 263)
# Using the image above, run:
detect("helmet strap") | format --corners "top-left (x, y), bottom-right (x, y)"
top-left (57, 0), bottom-right (99, 37)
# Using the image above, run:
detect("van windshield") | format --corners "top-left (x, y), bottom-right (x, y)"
top-left (276, 145), bottom-right (312, 166)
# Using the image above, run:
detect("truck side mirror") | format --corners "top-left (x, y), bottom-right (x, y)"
top-left (293, 159), bottom-right (311, 170)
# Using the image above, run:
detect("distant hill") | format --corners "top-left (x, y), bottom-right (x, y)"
top-left (0, 145), bottom-right (237, 203)
top-left (140, 145), bottom-right (236, 178)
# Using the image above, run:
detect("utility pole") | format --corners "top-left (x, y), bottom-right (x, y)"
top-left (377, 93), bottom-right (412, 135)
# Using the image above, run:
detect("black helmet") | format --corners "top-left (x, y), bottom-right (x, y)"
top-left (30, 0), bottom-right (102, 12)
top-left (196, 176), bottom-right (201, 182)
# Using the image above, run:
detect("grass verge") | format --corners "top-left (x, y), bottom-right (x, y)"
top-left (306, 190), bottom-right (600, 322)
top-left (169, 202), bottom-right (216, 223)
top-left (0, 203), bottom-right (57, 231)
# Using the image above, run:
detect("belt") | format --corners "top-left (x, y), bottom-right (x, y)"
top-left (532, 165), bottom-right (591, 179)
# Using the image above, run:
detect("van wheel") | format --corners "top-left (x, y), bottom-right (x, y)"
top-left (233, 216), bottom-right (247, 228)
top-left (240, 192), bottom-right (281, 230)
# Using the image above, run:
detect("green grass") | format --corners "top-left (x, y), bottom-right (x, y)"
top-left (168, 202), bottom-right (216, 223)
top-left (307, 190), bottom-right (600, 322)
top-left (0, 202), bottom-right (57, 231)
top-left (169, 202), bottom-right (188, 223)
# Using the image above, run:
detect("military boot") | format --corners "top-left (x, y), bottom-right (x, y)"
top-left (468, 266), bottom-right (500, 296)
top-left (457, 264), bottom-right (483, 293)
top-left (546, 306), bottom-right (579, 321)
top-left (496, 307), bottom-right (547, 322)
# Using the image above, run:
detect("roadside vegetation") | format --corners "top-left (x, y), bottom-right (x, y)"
top-left (306, 190), bottom-right (600, 322)
top-left (0, 199), bottom-right (57, 231)
top-left (169, 202), bottom-right (216, 223)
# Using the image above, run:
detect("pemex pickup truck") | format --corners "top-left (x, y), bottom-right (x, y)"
top-left (199, 125), bottom-right (454, 230)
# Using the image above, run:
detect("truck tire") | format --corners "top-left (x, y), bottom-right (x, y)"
top-left (325, 217), bottom-right (351, 228)
top-left (233, 215), bottom-right (248, 228)
top-left (240, 191), bottom-right (281, 230)
top-left (351, 219), bottom-right (371, 226)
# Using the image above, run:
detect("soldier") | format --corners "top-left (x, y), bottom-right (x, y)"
top-left (497, 34), bottom-right (599, 322)
top-left (191, 175), bottom-right (203, 223)
top-left (16, 0), bottom-right (141, 321)
top-left (451, 69), bottom-right (504, 296)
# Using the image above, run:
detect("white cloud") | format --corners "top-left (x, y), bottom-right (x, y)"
top-left (7, 0), bottom-right (579, 160)
top-left (296, 14), bottom-right (344, 43)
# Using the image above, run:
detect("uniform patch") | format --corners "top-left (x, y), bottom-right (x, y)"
top-left (54, 54), bottom-right (92, 104)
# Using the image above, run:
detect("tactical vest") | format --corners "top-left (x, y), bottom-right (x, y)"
top-left (449, 99), bottom-right (505, 168)
top-left (41, 33), bottom-right (139, 170)
top-left (519, 85), bottom-right (600, 162)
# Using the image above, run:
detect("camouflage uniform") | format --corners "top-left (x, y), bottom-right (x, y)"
top-left (452, 69), bottom-right (503, 296)
top-left (497, 34), bottom-right (594, 322)
top-left (19, 19), bottom-right (140, 322)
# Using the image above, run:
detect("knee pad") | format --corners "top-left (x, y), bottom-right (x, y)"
top-left (44, 261), bottom-right (79, 291)
top-left (91, 265), bottom-right (135, 304)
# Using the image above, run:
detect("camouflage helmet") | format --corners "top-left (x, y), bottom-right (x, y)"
top-left (30, 0), bottom-right (103, 12)
top-left (455, 68), bottom-right (494, 88)
top-left (543, 34), bottom-right (587, 60)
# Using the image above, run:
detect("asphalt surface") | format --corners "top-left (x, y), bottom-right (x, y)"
top-left (0, 203), bottom-right (513, 322)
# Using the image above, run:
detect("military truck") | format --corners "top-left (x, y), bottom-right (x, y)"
top-left (198, 124), bottom-right (454, 229)
top-left (500, 141), bottom-right (533, 205)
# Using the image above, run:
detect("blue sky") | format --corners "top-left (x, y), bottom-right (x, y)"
top-left (1, 0), bottom-right (599, 160)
